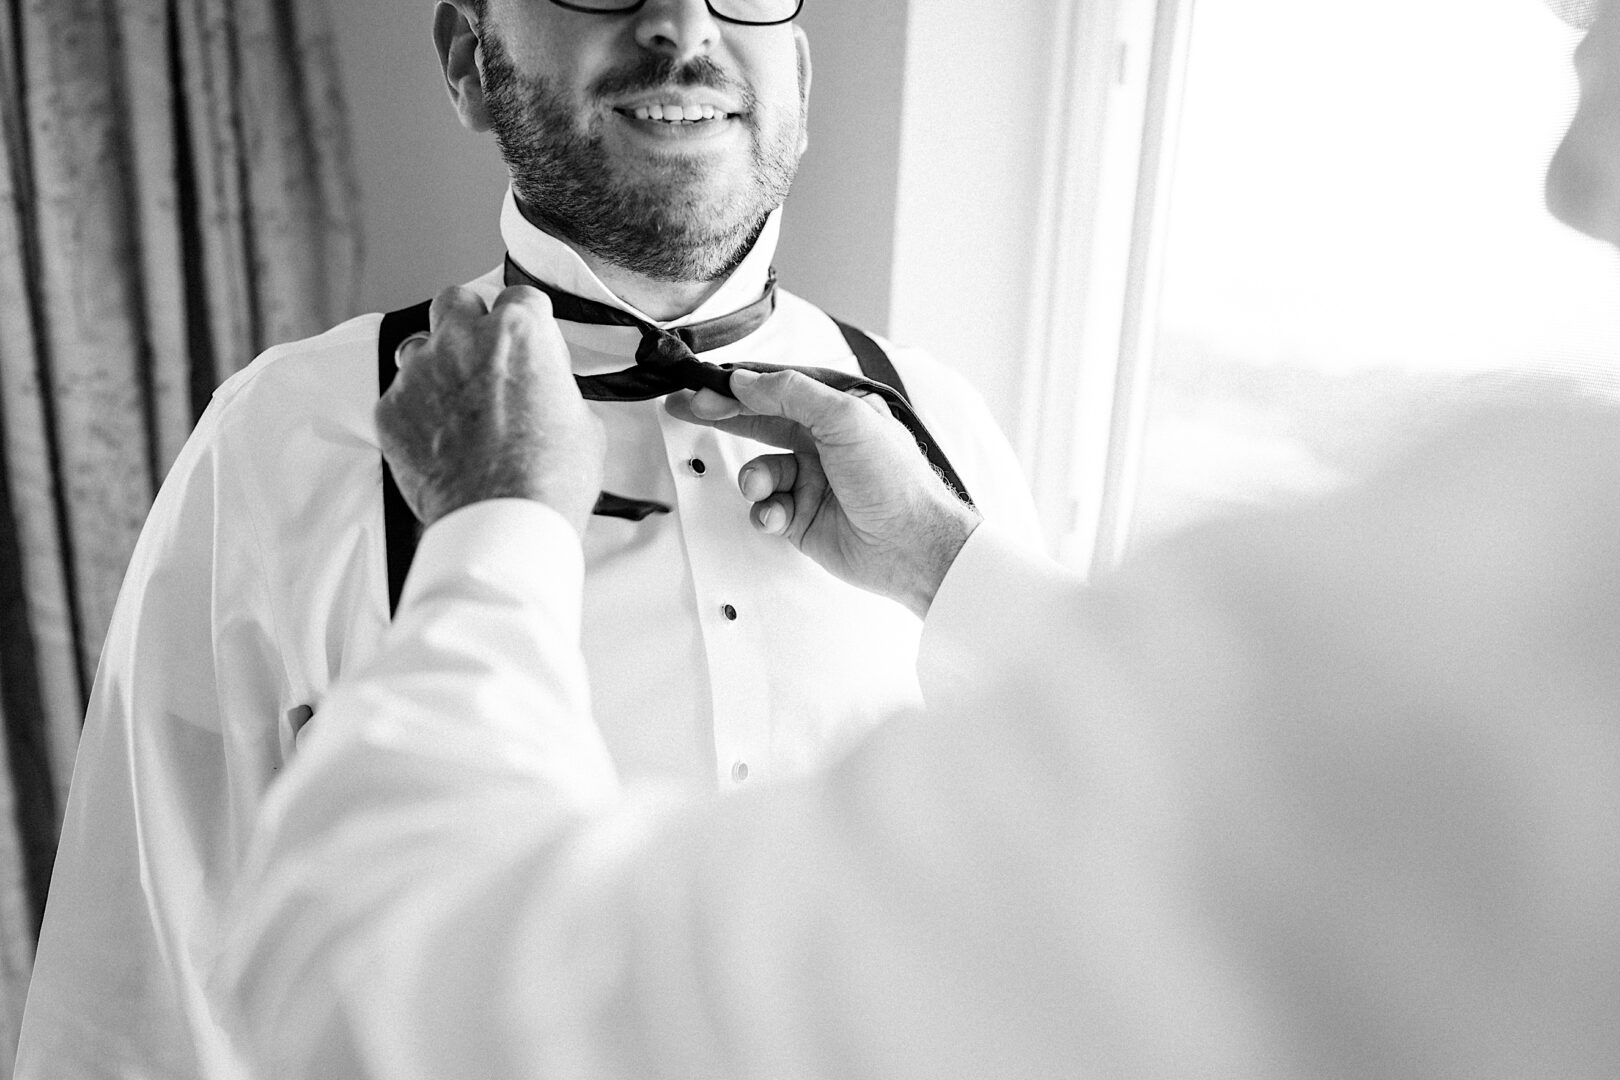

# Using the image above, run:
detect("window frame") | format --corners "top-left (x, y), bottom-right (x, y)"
top-left (1018, 0), bottom-right (1197, 576)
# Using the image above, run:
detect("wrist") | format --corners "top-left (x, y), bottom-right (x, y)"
top-left (423, 485), bottom-right (594, 539)
top-left (902, 504), bottom-right (981, 619)
top-left (416, 448), bottom-right (600, 538)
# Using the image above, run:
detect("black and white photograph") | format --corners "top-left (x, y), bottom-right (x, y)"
top-left (1, 0), bottom-right (1618, 1076)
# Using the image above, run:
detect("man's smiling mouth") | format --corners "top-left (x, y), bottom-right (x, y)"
top-left (617, 103), bottom-right (735, 124)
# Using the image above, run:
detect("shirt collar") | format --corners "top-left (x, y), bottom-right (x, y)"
top-left (499, 187), bottom-right (782, 330)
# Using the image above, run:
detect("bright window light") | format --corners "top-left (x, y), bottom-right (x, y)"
top-left (1130, 0), bottom-right (1620, 549)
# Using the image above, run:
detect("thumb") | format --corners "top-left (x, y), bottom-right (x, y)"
top-left (729, 369), bottom-right (871, 446)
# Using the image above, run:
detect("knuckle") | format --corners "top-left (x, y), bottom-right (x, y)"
top-left (436, 284), bottom-right (479, 312)
top-left (492, 304), bottom-right (533, 334)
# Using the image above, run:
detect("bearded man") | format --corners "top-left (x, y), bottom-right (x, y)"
top-left (12, 2), bottom-right (1040, 1077)
top-left (205, 0), bottom-right (1620, 1075)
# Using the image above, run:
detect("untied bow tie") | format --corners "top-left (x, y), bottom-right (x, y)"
top-left (503, 257), bottom-right (976, 518)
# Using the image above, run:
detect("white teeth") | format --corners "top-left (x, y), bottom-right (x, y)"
top-left (627, 103), bottom-right (729, 123)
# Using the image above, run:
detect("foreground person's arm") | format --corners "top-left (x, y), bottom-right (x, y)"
top-left (222, 395), bottom-right (1620, 1080)
top-left (218, 495), bottom-right (1109, 1080)
top-left (218, 497), bottom-right (631, 1077)
top-left (220, 286), bottom-right (1620, 1078)
top-left (220, 290), bottom-right (1107, 1079)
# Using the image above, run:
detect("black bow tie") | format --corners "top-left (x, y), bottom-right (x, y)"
top-left (504, 258), bottom-right (975, 517)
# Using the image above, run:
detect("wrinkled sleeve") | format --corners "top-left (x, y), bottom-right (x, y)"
top-left (16, 398), bottom-right (283, 1080)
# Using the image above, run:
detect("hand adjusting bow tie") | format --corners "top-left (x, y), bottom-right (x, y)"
top-left (502, 256), bottom-right (977, 518)
top-left (375, 263), bottom-right (978, 616)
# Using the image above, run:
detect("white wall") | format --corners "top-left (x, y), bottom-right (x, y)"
top-left (326, 1), bottom-right (510, 315)
top-left (326, 0), bottom-right (1051, 434)
top-left (888, 0), bottom-right (1060, 434)
top-left (773, 0), bottom-right (909, 333)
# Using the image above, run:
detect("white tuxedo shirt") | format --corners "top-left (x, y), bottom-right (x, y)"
top-left (15, 193), bottom-right (1042, 1080)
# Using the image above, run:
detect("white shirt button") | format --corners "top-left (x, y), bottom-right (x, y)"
top-left (731, 761), bottom-right (749, 783)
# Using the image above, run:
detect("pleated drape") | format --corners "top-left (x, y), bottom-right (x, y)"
top-left (0, 0), bottom-right (358, 1066)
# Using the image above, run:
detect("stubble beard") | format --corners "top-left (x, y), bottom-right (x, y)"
top-left (481, 33), bottom-right (802, 283)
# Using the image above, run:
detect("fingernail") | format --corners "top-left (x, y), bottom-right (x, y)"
top-left (762, 505), bottom-right (785, 532)
top-left (729, 369), bottom-right (761, 390)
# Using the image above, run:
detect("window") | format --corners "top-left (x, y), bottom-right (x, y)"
top-left (1130, 0), bottom-right (1620, 552)
top-left (1023, 0), bottom-right (1620, 570)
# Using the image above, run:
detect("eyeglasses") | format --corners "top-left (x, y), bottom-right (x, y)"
top-left (547, 0), bottom-right (804, 27)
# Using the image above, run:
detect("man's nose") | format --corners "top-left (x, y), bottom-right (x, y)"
top-left (632, 0), bottom-right (721, 63)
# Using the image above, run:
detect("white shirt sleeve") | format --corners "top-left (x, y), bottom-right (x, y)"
top-left (221, 498), bottom-right (625, 1079)
top-left (917, 522), bottom-right (1084, 708)
top-left (221, 401), bottom-right (1620, 1080)
top-left (219, 500), bottom-right (1101, 1080)
top-left (16, 404), bottom-right (271, 1080)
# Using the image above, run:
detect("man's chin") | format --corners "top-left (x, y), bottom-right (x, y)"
top-left (626, 226), bottom-right (759, 282)
top-left (607, 149), bottom-right (755, 204)
top-left (617, 176), bottom-right (769, 245)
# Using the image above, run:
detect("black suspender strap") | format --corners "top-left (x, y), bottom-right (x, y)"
top-left (377, 301), bottom-right (431, 617)
top-left (834, 319), bottom-right (912, 405)
top-left (832, 318), bottom-right (974, 510)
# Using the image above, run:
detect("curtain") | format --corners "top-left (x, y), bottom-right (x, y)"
top-left (0, 0), bottom-right (358, 1066)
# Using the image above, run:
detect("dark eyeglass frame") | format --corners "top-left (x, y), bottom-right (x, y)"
top-left (547, 0), bottom-right (805, 27)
